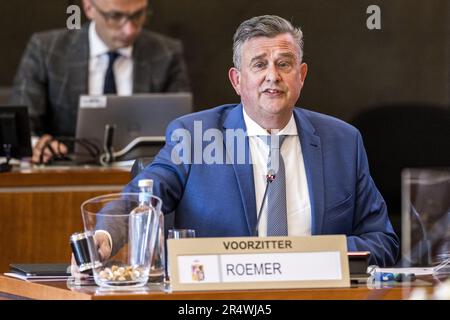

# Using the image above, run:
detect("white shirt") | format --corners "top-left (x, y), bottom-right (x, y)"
top-left (243, 108), bottom-right (312, 237)
top-left (88, 22), bottom-right (133, 95)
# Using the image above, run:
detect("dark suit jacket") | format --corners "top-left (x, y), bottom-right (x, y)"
top-left (124, 104), bottom-right (400, 267)
top-left (10, 23), bottom-right (191, 137)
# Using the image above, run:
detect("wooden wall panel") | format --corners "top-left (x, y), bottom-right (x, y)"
top-left (0, 168), bottom-right (130, 272)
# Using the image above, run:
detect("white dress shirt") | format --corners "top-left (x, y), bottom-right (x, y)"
top-left (243, 108), bottom-right (312, 237)
top-left (88, 22), bottom-right (133, 95)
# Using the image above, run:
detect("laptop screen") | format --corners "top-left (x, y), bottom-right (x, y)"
top-left (0, 105), bottom-right (32, 159)
top-left (75, 93), bottom-right (193, 157)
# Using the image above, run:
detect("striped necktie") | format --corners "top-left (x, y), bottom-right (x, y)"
top-left (262, 135), bottom-right (288, 236)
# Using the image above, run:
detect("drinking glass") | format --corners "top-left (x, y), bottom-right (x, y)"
top-left (81, 193), bottom-right (162, 289)
top-left (166, 229), bottom-right (196, 283)
top-left (168, 229), bottom-right (196, 239)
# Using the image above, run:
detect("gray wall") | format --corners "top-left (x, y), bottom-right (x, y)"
top-left (1, 0), bottom-right (448, 121)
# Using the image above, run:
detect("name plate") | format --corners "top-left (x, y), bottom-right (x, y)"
top-left (167, 235), bottom-right (350, 291)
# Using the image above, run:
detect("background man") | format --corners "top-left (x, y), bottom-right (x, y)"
top-left (10, 0), bottom-right (190, 163)
top-left (80, 15), bottom-right (398, 269)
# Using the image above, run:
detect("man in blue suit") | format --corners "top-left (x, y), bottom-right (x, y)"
top-left (92, 15), bottom-right (399, 268)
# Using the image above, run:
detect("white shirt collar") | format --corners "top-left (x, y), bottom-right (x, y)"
top-left (88, 22), bottom-right (133, 59)
top-left (242, 106), bottom-right (298, 137)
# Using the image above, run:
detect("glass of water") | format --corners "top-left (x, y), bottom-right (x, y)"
top-left (166, 229), bottom-right (196, 283)
top-left (168, 229), bottom-right (196, 240)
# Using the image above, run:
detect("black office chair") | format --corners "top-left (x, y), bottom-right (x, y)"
top-left (130, 157), bottom-right (153, 180)
top-left (350, 104), bottom-right (450, 255)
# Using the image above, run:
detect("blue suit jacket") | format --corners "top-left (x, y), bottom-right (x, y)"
top-left (126, 104), bottom-right (399, 266)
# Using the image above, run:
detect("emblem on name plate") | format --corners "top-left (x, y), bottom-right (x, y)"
top-left (191, 260), bottom-right (205, 281)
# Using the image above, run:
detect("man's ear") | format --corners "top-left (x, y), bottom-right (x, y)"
top-left (299, 63), bottom-right (308, 86)
top-left (82, 0), bottom-right (94, 20)
top-left (228, 67), bottom-right (241, 96)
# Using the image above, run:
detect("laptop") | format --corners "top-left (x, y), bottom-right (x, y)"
top-left (74, 93), bottom-right (193, 162)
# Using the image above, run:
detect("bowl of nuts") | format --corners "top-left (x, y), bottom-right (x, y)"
top-left (81, 193), bottom-right (163, 289)
top-left (96, 263), bottom-right (147, 287)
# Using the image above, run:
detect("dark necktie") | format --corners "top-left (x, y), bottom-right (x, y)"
top-left (103, 51), bottom-right (120, 94)
top-left (262, 135), bottom-right (288, 236)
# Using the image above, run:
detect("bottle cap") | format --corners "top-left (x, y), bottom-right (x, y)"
top-left (138, 179), bottom-right (153, 188)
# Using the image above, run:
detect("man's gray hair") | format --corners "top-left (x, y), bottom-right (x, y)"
top-left (232, 15), bottom-right (304, 69)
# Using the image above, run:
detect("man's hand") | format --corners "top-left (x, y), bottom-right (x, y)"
top-left (32, 134), bottom-right (68, 164)
top-left (95, 231), bottom-right (112, 261)
top-left (70, 232), bottom-right (112, 277)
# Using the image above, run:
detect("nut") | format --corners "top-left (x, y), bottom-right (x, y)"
top-left (98, 264), bottom-right (145, 282)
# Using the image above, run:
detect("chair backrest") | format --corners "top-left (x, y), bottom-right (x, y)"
top-left (130, 157), bottom-right (154, 180)
top-left (351, 104), bottom-right (450, 241)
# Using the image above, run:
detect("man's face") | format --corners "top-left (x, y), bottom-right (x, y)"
top-left (83, 0), bottom-right (148, 50)
top-left (229, 33), bottom-right (308, 128)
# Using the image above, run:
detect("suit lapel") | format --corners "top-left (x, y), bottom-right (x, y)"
top-left (67, 25), bottom-right (89, 123)
top-left (293, 109), bottom-right (325, 235)
top-left (132, 35), bottom-right (152, 93)
top-left (223, 104), bottom-right (256, 235)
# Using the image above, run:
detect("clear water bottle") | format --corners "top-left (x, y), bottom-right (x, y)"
top-left (128, 179), bottom-right (154, 266)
